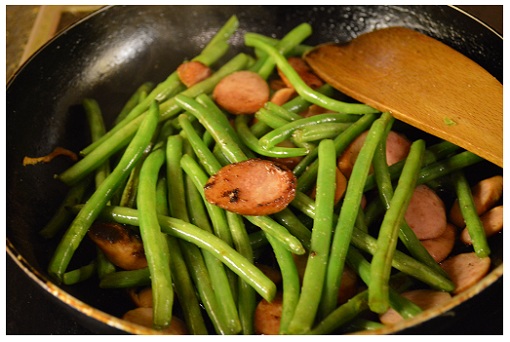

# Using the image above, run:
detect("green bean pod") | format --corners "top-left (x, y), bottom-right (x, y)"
top-left (369, 139), bottom-right (425, 314)
top-left (48, 101), bottom-right (159, 282)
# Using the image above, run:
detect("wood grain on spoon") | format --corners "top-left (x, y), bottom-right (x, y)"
top-left (304, 26), bottom-right (502, 167)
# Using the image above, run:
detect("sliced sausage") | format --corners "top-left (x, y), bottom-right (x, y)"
top-left (129, 287), bottom-right (153, 308)
top-left (338, 130), bottom-right (411, 178)
top-left (404, 185), bottom-right (448, 240)
top-left (310, 167), bottom-right (348, 205)
top-left (379, 289), bottom-right (452, 325)
top-left (293, 253), bottom-right (358, 305)
top-left (204, 158), bottom-right (297, 216)
top-left (123, 307), bottom-right (188, 334)
top-left (254, 292), bottom-right (283, 335)
top-left (449, 175), bottom-right (503, 228)
top-left (440, 252), bottom-right (491, 294)
top-left (88, 222), bottom-right (147, 270)
top-left (267, 140), bottom-right (303, 170)
top-left (420, 223), bottom-right (456, 263)
top-left (299, 104), bottom-right (333, 118)
top-left (460, 205), bottom-right (503, 245)
top-left (177, 60), bottom-right (212, 87)
top-left (277, 57), bottom-right (324, 90)
top-left (270, 87), bottom-right (296, 106)
top-left (213, 70), bottom-right (270, 115)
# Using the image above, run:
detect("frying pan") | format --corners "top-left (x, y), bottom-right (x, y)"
top-left (6, 5), bottom-right (503, 334)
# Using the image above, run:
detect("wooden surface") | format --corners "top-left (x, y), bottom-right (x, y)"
top-left (305, 27), bottom-right (503, 167)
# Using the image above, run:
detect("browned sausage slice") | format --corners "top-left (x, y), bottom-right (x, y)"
top-left (420, 223), bottom-right (456, 263)
top-left (449, 175), bottom-right (503, 227)
top-left (204, 158), bottom-right (297, 216)
top-left (440, 252), bottom-right (491, 294)
top-left (177, 61), bottom-right (212, 87)
top-left (213, 70), bottom-right (270, 115)
top-left (277, 57), bottom-right (324, 90)
top-left (404, 185), bottom-right (448, 240)
top-left (88, 221), bottom-right (147, 270)
top-left (338, 130), bottom-right (411, 178)
top-left (379, 289), bottom-right (452, 325)
top-left (254, 292), bottom-right (283, 335)
top-left (460, 205), bottom-right (503, 245)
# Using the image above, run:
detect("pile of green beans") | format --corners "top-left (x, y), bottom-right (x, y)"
top-left (42, 15), bottom-right (495, 335)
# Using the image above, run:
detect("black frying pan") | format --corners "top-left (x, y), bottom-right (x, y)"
top-left (6, 5), bottom-right (503, 334)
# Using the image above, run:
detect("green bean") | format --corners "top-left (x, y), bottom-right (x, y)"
top-left (307, 291), bottom-right (370, 335)
top-left (114, 82), bottom-right (155, 125)
top-left (295, 112), bottom-right (379, 186)
top-left (166, 135), bottom-right (191, 221)
top-left (293, 122), bottom-right (352, 143)
top-left (99, 267), bottom-right (151, 288)
top-left (235, 115), bottom-right (308, 158)
top-left (180, 154), bottom-right (234, 246)
top-left (372, 137), bottom-right (448, 277)
top-left (178, 114), bottom-right (222, 174)
top-left (272, 208), bottom-right (312, 251)
top-left (226, 211), bottom-right (256, 334)
top-left (81, 16), bottom-right (238, 156)
top-left (39, 176), bottom-right (91, 239)
top-left (346, 248), bottom-right (422, 320)
top-left (62, 261), bottom-right (96, 285)
top-left (416, 150), bottom-right (483, 186)
top-left (175, 94), bottom-right (248, 164)
top-left (137, 148), bottom-right (173, 329)
top-left (95, 248), bottom-right (116, 279)
top-left (320, 112), bottom-right (393, 317)
top-left (264, 233), bottom-right (301, 335)
top-left (48, 102), bottom-right (159, 282)
top-left (155, 176), bottom-right (209, 335)
top-left (80, 53), bottom-right (249, 156)
top-left (290, 191), bottom-right (317, 220)
top-left (287, 139), bottom-right (337, 334)
top-left (82, 98), bottom-right (114, 188)
top-left (249, 84), bottom-right (335, 138)
top-left (99, 267), bottom-right (151, 289)
top-left (369, 139), bottom-right (425, 314)
top-left (260, 113), bottom-right (365, 150)
top-left (246, 230), bottom-right (267, 248)
top-left (193, 15), bottom-right (239, 66)
top-left (176, 137), bottom-right (242, 333)
top-left (252, 23), bottom-right (312, 80)
top-left (364, 140), bottom-right (460, 192)
top-left (451, 171), bottom-right (491, 257)
top-left (90, 205), bottom-right (277, 302)
top-left (244, 34), bottom-right (378, 114)
top-left (264, 101), bottom-right (305, 121)
top-left (180, 149), bottom-right (241, 334)
top-left (58, 114), bottom-right (144, 186)
top-left (350, 227), bottom-right (454, 291)
top-left (254, 108), bottom-right (291, 129)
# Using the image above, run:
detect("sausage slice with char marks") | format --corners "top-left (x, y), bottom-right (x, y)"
top-left (88, 221), bottom-right (147, 270)
top-left (204, 158), bottom-right (297, 216)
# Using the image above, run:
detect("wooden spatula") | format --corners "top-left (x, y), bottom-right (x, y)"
top-left (304, 26), bottom-right (503, 167)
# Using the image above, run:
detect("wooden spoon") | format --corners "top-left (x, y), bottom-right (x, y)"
top-left (304, 26), bottom-right (503, 167)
